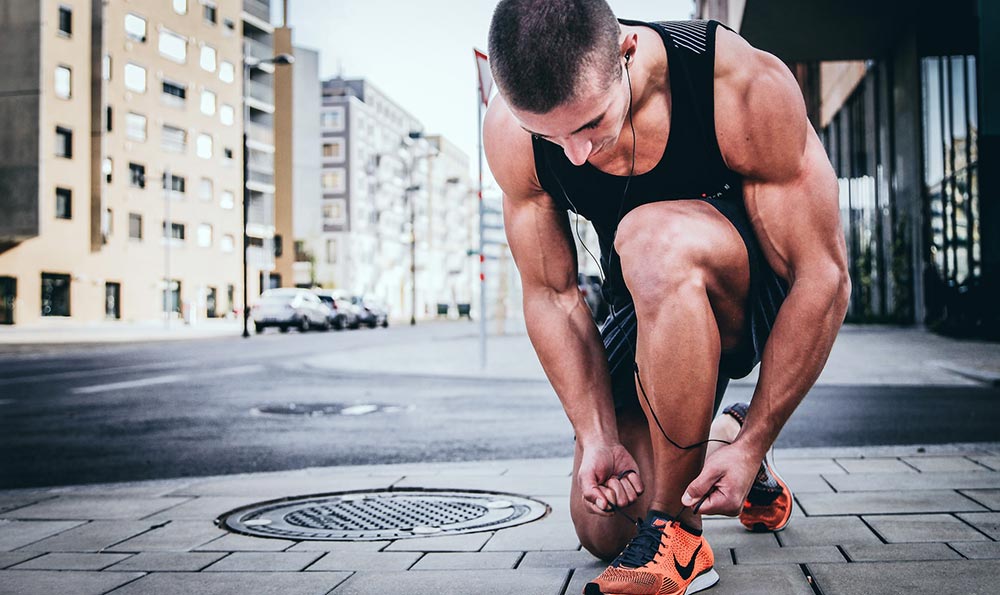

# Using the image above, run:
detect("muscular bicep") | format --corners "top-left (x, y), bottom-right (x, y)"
top-left (503, 192), bottom-right (579, 295)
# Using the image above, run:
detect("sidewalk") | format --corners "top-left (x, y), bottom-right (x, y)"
top-left (0, 318), bottom-right (242, 345)
top-left (2, 443), bottom-right (1000, 594)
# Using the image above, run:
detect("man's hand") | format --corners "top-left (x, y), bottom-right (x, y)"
top-left (681, 442), bottom-right (758, 516)
top-left (578, 442), bottom-right (644, 516)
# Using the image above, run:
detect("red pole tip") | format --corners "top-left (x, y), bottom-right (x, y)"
top-left (480, 274), bottom-right (486, 281)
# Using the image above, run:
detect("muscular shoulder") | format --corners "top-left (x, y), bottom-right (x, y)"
top-left (713, 26), bottom-right (808, 183)
top-left (483, 95), bottom-right (548, 202)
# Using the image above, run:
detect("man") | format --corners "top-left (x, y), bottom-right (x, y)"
top-left (483, 1), bottom-right (850, 594)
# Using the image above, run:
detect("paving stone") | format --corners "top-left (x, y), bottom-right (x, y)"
top-left (835, 458), bottom-right (917, 474)
top-left (968, 455), bottom-right (1000, 471)
top-left (902, 456), bottom-right (989, 473)
top-left (733, 545), bottom-right (845, 565)
top-left (330, 568), bottom-right (569, 595)
top-left (703, 519), bottom-right (781, 548)
top-left (767, 458), bottom-right (845, 475)
top-left (960, 489), bottom-right (1000, 510)
top-left (306, 551), bottom-right (421, 571)
top-left (781, 473), bottom-right (835, 493)
top-left (17, 520), bottom-right (157, 552)
top-left (109, 571), bottom-right (352, 595)
top-left (412, 551), bottom-right (521, 570)
top-left (10, 552), bottom-right (132, 570)
top-left (776, 517), bottom-right (882, 546)
top-left (0, 494), bottom-right (55, 515)
top-left (0, 551), bottom-right (45, 569)
top-left (707, 565), bottom-right (816, 595)
top-left (193, 533), bottom-right (297, 552)
top-left (843, 543), bottom-right (962, 562)
top-left (797, 490), bottom-right (985, 516)
top-left (0, 519), bottom-right (86, 550)
top-left (287, 540), bottom-right (390, 552)
top-left (383, 532), bottom-right (493, 552)
top-left (107, 520), bottom-right (228, 552)
top-left (393, 474), bottom-right (571, 497)
top-left (810, 560), bottom-right (1000, 595)
top-left (826, 472), bottom-right (1000, 492)
top-left (104, 551), bottom-right (227, 571)
top-left (956, 512), bottom-right (1000, 539)
top-left (4, 496), bottom-right (189, 520)
top-left (169, 476), bottom-right (396, 498)
top-left (203, 551), bottom-right (322, 571)
top-left (142, 497), bottom-right (265, 522)
top-left (864, 514), bottom-right (988, 543)
top-left (518, 549), bottom-right (605, 570)
top-left (483, 517), bottom-right (580, 551)
top-left (0, 570), bottom-right (144, 595)
top-left (949, 541), bottom-right (1000, 559)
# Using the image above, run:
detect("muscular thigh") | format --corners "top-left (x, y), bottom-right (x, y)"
top-left (614, 199), bottom-right (751, 350)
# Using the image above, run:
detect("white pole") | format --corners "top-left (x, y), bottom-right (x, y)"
top-left (477, 91), bottom-right (487, 369)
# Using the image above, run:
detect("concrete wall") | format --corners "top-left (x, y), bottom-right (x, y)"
top-left (820, 61), bottom-right (868, 128)
top-left (273, 26), bottom-right (294, 286)
top-left (0, 0), bottom-right (42, 247)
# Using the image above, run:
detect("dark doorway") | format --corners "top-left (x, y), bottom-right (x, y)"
top-left (41, 273), bottom-right (71, 317)
top-left (0, 276), bottom-right (15, 325)
top-left (105, 282), bottom-right (121, 320)
top-left (206, 286), bottom-right (218, 318)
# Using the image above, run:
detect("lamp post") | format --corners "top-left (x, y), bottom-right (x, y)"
top-left (402, 131), bottom-right (439, 326)
top-left (242, 52), bottom-right (294, 338)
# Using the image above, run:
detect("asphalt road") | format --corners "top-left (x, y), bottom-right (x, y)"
top-left (1, 323), bottom-right (998, 489)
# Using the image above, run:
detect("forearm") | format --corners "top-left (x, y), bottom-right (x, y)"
top-left (736, 274), bottom-right (849, 459)
top-left (523, 287), bottom-right (619, 447)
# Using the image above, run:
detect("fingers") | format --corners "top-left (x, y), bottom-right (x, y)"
top-left (690, 487), bottom-right (742, 517)
top-left (681, 466), bottom-right (723, 508)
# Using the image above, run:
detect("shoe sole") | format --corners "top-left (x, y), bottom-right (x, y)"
top-left (742, 455), bottom-right (793, 533)
top-left (583, 567), bottom-right (720, 595)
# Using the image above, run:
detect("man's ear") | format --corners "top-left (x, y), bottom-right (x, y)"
top-left (620, 32), bottom-right (638, 65)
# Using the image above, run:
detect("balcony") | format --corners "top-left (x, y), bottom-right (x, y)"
top-left (243, 0), bottom-right (270, 22)
top-left (247, 79), bottom-right (274, 107)
top-left (244, 37), bottom-right (273, 63)
top-left (248, 169), bottom-right (274, 187)
top-left (246, 122), bottom-right (274, 147)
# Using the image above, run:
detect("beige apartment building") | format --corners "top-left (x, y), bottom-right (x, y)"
top-left (0, 1), bottom-right (255, 326)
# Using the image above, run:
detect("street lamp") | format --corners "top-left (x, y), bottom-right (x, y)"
top-left (242, 52), bottom-right (294, 338)
top-left (402, 131), bottom-right (438, 326)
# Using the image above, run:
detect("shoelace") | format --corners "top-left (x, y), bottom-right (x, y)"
top-left (613, 518), bottom-right (672, 568)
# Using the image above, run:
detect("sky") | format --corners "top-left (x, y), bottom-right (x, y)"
top-left (279, 0), bottom-right (695, 180)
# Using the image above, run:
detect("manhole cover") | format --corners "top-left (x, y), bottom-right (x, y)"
top-left (217, 489), bottom-right (549, 541)
top-left (250, 402), bottom-right (406, 417)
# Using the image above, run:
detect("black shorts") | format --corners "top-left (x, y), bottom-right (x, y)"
top-left (600, 196), bottom-right (789, 413)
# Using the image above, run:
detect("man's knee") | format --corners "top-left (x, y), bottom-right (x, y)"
top-left (573, 515), bottom-right (631, 561)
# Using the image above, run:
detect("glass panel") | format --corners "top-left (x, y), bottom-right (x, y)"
top-left (54, 66), bottom-right (71, 99)
top-left (124, 14), bottom-right (146, 42)
top-left (200, 46), bottom-right (217, 72)
top-left (124, 63), bottom-right (146, 93)
top-left (158, 30), bottom-right (186, 63)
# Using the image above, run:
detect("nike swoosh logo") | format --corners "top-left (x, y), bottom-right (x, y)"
top-left (673, 542), bottom-right (702, 580)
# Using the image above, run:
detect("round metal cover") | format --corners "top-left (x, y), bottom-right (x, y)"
top-left (217, 489), bottom-right (550, 541)
top-left (250, 402), bottom-right (406, 417)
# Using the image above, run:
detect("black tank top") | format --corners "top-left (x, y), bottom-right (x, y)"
top-left (531, 19), bottom-right (743, 308)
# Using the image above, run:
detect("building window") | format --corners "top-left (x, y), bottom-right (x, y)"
top-left (219, 61), bottom-right (234, 83)
top-left (172, 0), bottom-right (187, 15)
top-left (55, 126), bottom-right (72, 158)
top-left (323, 199), bottom-right (347, 226)
top-left (199, 177), bottom-right (213, 201)
top-left (129, 213), bottom-right (143, 239)
top-left (163, 173), bottom-right (186, 194)
top-left (164, 280), bottom-right (181, 314)
top-left (54, 65), bottom-right (71, 99)
top-left (196, 133), bottom-right (213, 159)
top-left (105, 106), bottom-right (113, 132)
top-left (326, 239), bottom-right (337, 264)
top-left (200, 45), bottom-right (216, 72)
top-left (158, 30), bottom-right (187, 63)
top-left (124, 63), bottom-right (146, 93)
top-left (162, 79), bottom-right (187, 105)
top-left (58, 6), bottom-right (72, 36)
top-left (223, 18), bottom-right (235, 32)
top-left (321, 108), bottom-right (345, 131)
top-left (103, 157), bottom-right (112, 183)
top-left (161, 124), bottom-right (187, 153)
top-left (102, 55), bottom-right (111, 81)
top-left (203, 3), bottom-right (217, 23)
top-left (102, 208), bottom-right (113, 238)
top-left (321, 169), bottom-right (346, 193)
top-left (41, 273), bottom-right (71, 317)
top-left (197, 224), bottom-right (213, 247)
top-left (105, 282), bottom-right (121, 320)
top-left (124, 13), bottom-right (147, 43)
top-left (322, 139), bottom-right (345, 161)
top-left (125, 112), bottom-right (147, 141)
top-left (200, 90), bottom-right (216, 115)
top-left (221, 234), bottom-right (234, 252)
top-left (219, 104), bottom-right (234, 126)
top-left (163, 221), bottom-right (186, 240)
top-left (223, 147), bottom-right (234, 162)
top-left (128, 162), bottom-right (146, 188)
top-left (220, 190), bottom-right (235, 209)
top-left (55, 187), bottom-right (72, 219)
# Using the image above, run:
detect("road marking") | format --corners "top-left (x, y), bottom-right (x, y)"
top-left (208, 365), bottom-right (264, 378)
top-left (0, 360), bottom-right (200, 386)
top-left (72, 375), bottom-right (185, 394)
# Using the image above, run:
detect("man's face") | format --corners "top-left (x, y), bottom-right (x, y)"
top-left (510, 63), bottom-right (630, 166)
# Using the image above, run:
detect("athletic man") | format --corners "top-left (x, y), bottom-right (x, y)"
top-left (484, 1), bottom-right (850, 594)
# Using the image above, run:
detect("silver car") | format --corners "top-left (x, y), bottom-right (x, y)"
top-left (252, 288), bottom-right (332, 333)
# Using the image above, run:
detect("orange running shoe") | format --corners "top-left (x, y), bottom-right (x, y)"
top-left (721, 402), bottom-right (794, 532)
top-left (584, 511), bottom-right (719, 595)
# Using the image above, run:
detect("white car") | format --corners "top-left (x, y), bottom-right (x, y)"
top-left (252, 288), bottom-right (332, 333)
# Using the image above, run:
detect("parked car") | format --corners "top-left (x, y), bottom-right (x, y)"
top-left (313, 291), bottom-right (360, 330)
top-left (578, 273), bottom-right (609, 323)
top-left (252, 288), bottom-right (331, 333)
top-left (351, 296), bottom-right (389, 328)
